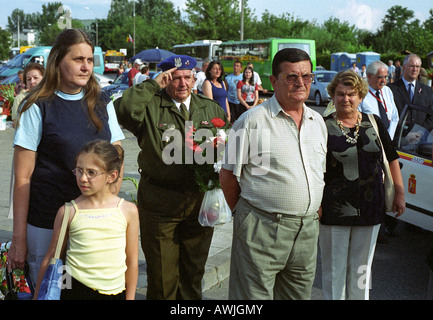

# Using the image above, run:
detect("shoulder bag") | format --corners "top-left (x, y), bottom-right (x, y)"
top-left (37, 203), bottom-right (71, 300)
top-left (368, 113), bottom-right (395, 212)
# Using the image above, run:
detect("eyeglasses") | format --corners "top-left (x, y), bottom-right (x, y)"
top-left (281, 73), bottom-right (314, 84)
top-left (72, 168), bottom-right (105, 180)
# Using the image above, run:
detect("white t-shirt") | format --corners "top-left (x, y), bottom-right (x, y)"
top-left (133, 72), bottom-right (149, 85)
top-left (193, 71), bottom-right (206, 93)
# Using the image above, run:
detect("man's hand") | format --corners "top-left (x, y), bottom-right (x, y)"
top-left (155, 67), bottom-right (177, 89)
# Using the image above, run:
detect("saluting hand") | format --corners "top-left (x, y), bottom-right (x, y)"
top-left (155, 67), bottom-right (177, 89)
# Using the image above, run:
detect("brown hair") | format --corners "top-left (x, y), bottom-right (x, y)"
top-left (76, 140), bottom-right (124, 185)
top-left (17, 29), bottom-right (104, 130)
top-left (23, 63), bottom-right (45, 87)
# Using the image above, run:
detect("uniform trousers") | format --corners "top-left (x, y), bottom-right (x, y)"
top-left (229, 197), bottom-right (319, 300)
top-left (138, 180), bottom-right (213, 300)
top-left (319, 224), bottom-right (380, 300)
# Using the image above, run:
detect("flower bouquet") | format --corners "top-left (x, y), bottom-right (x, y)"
top-left (0, 242), bottom-right (34, 300)
top-left (186, 117), bottom-right (232, 226)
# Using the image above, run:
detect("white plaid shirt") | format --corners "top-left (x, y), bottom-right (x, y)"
top-left (223, 95), bottom-right (327, 216)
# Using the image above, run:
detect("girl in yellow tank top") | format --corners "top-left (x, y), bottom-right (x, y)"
top-left (34, 140), bottom-right (139, 300)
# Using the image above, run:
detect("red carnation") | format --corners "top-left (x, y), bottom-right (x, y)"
top-left (210, 117), bottom-right (225, 128)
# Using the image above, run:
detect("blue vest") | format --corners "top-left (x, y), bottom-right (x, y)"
top-left (28, 93), bottom-right (112, 229)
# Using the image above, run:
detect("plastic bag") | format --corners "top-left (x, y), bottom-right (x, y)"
top-left (198, 188), bottom-right (232, 227)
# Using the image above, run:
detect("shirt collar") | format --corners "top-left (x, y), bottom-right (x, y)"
top-left (172, 95), bottom-right (192, 111)
top-left (269, 95), bottom-right (315, 121)
top-left (56, 90), bottom-right (85, 101)
top-left (402, 77), bottom-right (416, 88)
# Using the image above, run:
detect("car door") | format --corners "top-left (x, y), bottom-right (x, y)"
top-left (393, 104), bottom-right (433, 232)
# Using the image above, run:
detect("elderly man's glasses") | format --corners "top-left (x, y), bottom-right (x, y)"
top-left (281, 73), bottom-right (314, 84)
top-left (72, 168), bottom-right (105, 180)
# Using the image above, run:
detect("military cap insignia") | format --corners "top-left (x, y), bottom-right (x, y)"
top-left (174, 57), bottom-right (182, 68)
top-left (157, 55), bottom-right (197, 71)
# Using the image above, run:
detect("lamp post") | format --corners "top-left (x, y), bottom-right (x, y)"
top-left (240, 0), bottom-right (244, 40)
top-left (84, 7), bottom-right (98, 46)
top-left (133, 0), bottom-right (136, 56)
top-left (16, 15), bottom-right (20, 48)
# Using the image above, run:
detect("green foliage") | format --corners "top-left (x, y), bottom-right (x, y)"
top-left (0, 28), bottom-right (12, 60)
top-left (5, 2), bottom-right (433, 68)
top-left (123, 176), bottom-right (138, 205)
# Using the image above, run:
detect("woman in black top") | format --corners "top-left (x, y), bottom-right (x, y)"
top-left (319, 70), bottom-right (405, 300)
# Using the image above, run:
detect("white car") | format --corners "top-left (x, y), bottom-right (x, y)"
top-left (393, 103), bottom-right (433, 232)
top-left (93, 73), bottom-right (113, 88)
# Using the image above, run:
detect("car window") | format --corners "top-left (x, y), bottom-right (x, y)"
top-left (113, 72), bottom-right (129, 85)
top-left (395, 104), bottom-right (433, 159)
top-left (315, 72), bottom-right (335, 82)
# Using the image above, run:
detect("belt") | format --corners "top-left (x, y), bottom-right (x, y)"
top-left (145, 176), bottom-right (198, 195)
top-left (239, 197), bottom-right (317, 221)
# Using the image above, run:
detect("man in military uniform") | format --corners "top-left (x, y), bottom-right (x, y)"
top-left (114, 55), bottom-right (228, 300)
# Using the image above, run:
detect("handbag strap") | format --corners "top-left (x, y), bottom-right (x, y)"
top-left (53, 203), bottom-right (70, 260)
top-left (368, 113), bottom-right (388, 164)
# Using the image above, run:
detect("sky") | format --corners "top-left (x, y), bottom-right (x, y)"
top-left (0, 0), bottom-right (432, 32)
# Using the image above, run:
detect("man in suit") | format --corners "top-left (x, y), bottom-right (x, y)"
top-left (359, 60), bottom-right (399, 139)
top-left (388, 53), bottom-right (433, 130)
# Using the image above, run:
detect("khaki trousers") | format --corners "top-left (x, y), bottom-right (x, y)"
top-left (229, 197), bottom-right (319, 300)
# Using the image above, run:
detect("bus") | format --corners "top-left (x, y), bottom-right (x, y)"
top-left (217, 38), bottom-right (316, 91)
top-left (104, 50), bottom-right (125, 73)
top-left (172, 40), bottom-right (222, 70)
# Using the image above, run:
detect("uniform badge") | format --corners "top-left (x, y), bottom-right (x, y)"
top-left (174, 57), bottom-right (182, 68)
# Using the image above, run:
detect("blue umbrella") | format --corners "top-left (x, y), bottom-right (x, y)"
top-left (129, 48), bottom-right (175, 64)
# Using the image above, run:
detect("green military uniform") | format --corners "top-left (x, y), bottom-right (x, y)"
top-left (114, 79), bottom-right (228, 300)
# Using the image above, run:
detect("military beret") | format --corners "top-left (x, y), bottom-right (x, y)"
top-left (157, 55), bottom-right (197, 72)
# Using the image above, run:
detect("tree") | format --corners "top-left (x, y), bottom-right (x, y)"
top-left (108, 0), bottom-right (133, 18)
top-left (31, 2), bottom-right (64, 32)
top-left (185, 0), bottom-right (244, 41)
top-left (98, 0), bottom-right (190, 54)
top-left (0, 28), bottom-right (12, 60)
top-left (38, 20), bottom-right (84, 46)
top-left (380, 5), bottom-right (415, 34)
top-left (372, 5), bottom-right (433, 55)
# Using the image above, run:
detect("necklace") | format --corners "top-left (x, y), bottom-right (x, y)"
top-left (333, 112), bottom-right (362, 144)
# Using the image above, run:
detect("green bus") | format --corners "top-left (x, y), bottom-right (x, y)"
top-left (217, 38), bottom-right (316, 91)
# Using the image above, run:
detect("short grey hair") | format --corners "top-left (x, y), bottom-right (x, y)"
top-left (403, 53), bottom-right (421, 66)
top-left (366, 60), bottom-right (388, 75)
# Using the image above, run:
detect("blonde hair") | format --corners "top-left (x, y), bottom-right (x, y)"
top-left (17, 29), bottom-right (104, 130)
top-left (327, 69), bottom-right (368, 99)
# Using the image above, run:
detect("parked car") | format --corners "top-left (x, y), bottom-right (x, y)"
top-left (309, 70), bottom-right (337, 106)
top-left (0, 73), bottom-right (20, 85)
top-left (102, 71), bottom-right (156, 100)
top-left (101, 71), bottom-right (129, 99)
top-left (94, 73), bottom-right (113, 88)
top-left (392, 103), bottom-right (433, 232)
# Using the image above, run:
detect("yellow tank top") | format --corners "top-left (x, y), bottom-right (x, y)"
top-left (66, 199), bottom-right (127, 295)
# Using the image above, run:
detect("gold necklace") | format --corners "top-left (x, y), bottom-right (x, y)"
top-left (333, 112), bottom-right (362, 144)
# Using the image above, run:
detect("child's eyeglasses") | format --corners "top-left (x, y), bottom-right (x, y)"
top-left (72, 168), bottom-right (105, 180)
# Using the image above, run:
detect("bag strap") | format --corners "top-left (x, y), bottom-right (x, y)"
top-left (53, 203), bottom-right (70, 260)
top-left (368, 113), bottom-right (388, 164)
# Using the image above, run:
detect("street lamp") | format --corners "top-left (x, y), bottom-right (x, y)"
top-left (84, 7), bottom-right (98, 46)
